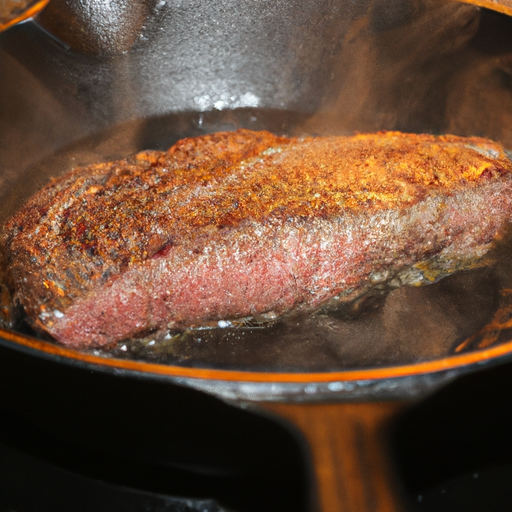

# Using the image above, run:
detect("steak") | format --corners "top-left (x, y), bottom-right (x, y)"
top-left (3, 129), bottom-right (512, 349)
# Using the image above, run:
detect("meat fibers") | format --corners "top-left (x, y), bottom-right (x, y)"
top-left (3, 129), bottom-right (512, 348)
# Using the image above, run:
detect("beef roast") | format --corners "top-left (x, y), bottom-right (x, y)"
top-left (3, 129), bottom-right (512, 349)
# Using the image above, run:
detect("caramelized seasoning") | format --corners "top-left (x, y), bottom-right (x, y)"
top-left (3, 129), bottom-right (511, 321)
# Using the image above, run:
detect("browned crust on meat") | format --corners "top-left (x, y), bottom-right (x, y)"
top-left (2, 129), bottom-right (512, 346)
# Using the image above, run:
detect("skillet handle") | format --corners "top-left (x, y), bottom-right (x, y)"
top-left (260, 400), bottom-right (409, 512)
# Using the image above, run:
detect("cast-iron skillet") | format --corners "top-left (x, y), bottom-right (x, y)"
top-left (1, 1), bottom-right (512, 510)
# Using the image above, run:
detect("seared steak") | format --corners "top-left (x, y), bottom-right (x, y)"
top-left (3, 129), bottom-right (512, 349)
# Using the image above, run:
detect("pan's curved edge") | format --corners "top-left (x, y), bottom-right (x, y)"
top-left (457, 0), bottom-right (512, 17)
top-left (2, 327), bottom-right (512, 401)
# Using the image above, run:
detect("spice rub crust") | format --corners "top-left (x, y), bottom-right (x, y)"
top-left (3, 129), bottom-right (512, 347)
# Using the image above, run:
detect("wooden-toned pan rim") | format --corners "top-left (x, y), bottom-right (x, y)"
top-left (0, 0), bottom-right (50, 32)
top-left (457, 0), bottom-right (512, 18)
top-left (1, 326), bottom-right (512, 383)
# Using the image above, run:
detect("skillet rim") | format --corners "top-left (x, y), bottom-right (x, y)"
top-left (2, 325), bottom-right (512, 384)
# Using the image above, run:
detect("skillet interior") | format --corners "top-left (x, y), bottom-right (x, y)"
top-left (1, 5), bottom-right (512, 388)
top-left (2, 108), bottom-right (512, 378)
